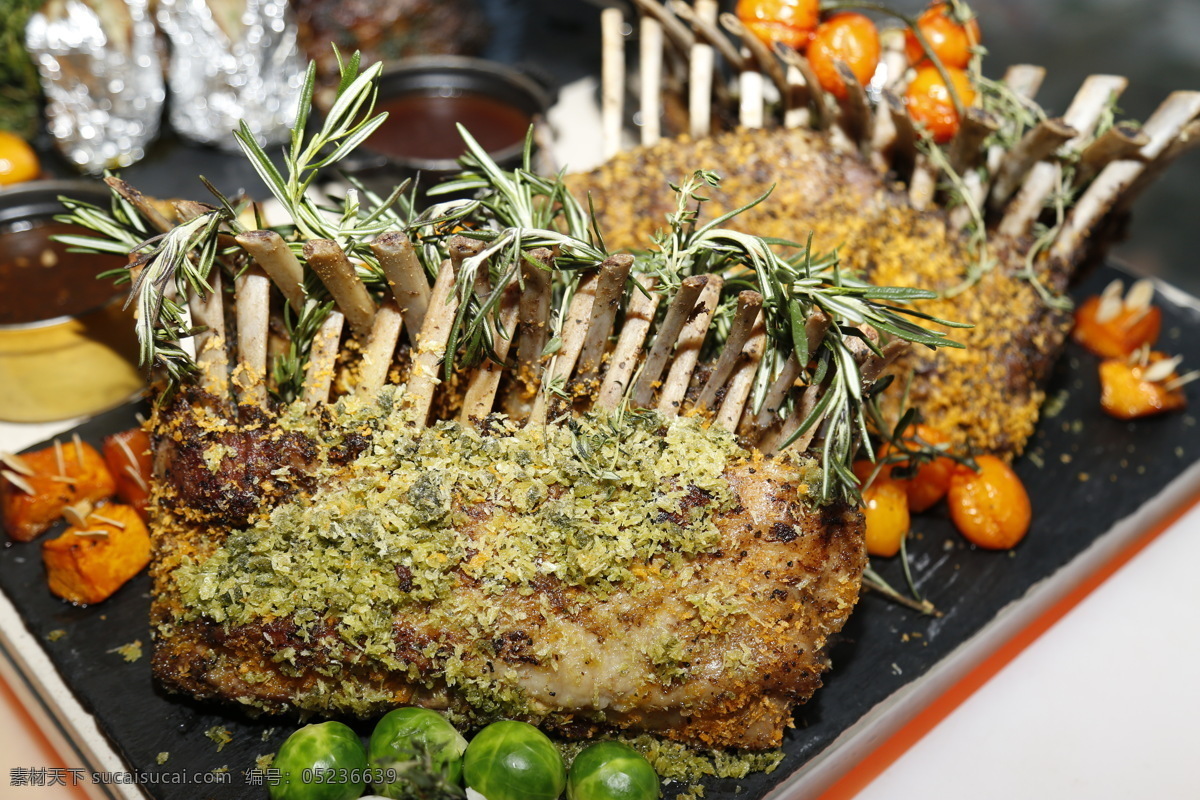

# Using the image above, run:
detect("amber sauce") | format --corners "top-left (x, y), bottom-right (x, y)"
top-left (0, 221), bottom-right (128, 325)
top-left (368, 90), bottom-right (533, 161)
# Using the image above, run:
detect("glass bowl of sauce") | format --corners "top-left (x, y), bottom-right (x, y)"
top-left (346, 56), bottom-right (551, 198)
top-left (0, 181), bottom-right (144, 422)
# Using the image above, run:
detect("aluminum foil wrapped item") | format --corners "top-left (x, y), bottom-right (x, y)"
top-left (25, 0), bottom-right (164, 173)
top-left (156, 0), bottom-right (304, 149)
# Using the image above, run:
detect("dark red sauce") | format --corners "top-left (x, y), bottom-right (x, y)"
top-left (0, 221), bottom-right (128, 325)
top-left (368, 90), bottom-right (533, 161)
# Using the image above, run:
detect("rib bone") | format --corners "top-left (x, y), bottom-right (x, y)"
top-left (303, 239), bottom-right (377, 337)
top-left (302, 310), bottom-right (345, 409)
top-left (632, 275), bottom-right (708, 408)
top-left (657, 275), bottom-right (723, 417)
top-left (236, 230), bottom-right (307, 313)
top-left (988, 117), bottom-right (1078, 210)
top-left (695, 291), bottom-right (763, 412)
top-left (232, 266), bottom-right (271, 407)
top-left (597, 277), bottom-right (661, 411)
top-left (407, 260), bottom-right (459, 424)
top-left (371, 232), bottom-right (431, 343)
top-left (357, 301), bottom-right (403, 394)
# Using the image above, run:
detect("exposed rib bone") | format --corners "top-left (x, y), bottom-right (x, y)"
top-left (948, 108), bottom-right (1000, 175)
top-left (999, 74), bottom-right (1129, 238)
top-left (371, 232), bottom-right (430, 343)
top-left (657, 276), bottom-right (723, 417)
top-left (601, 7), bottom-right (626, 160)
top-left (303, 239), bottom-right (377, 337)
top-left (670, 0), bottom-right (743, 71)
top-left (777, 45), bottom-right (830, 131)
top-left (640, 16), bottom-right (663, 146)
top-left (836, 62), bottom-right (873, 152)
top-left (716, 315), bottom-right (765, 431)
top-left (884, 90), bottom-right (917, 173)
top-left (356, 301), bottom-right (403, 394)
top-left (232, 266), bottom-right (270, 407)
top-left (302, 310), bottom-right (345, 408)
top-left (1073, 121), bottom-right (1150, 187)
top-left (784, 64), bottom-right (813, 131)
top-left (1050, 91), bottom-right (1200, 261)
top-left (576, 254), bottom-right (635, 378)
top-left (1002, 64), bottom-right (1047, 105)
top-left (750, 308), bottom-right (831, 432)
top-left (878, 27), bottom-right (908, 91)
top-left (763, 382), bottom-right (821, 455)
top-left (104, 176), bottom-right (173, 233)
top-left (859, 339), bottom-right (909, 393)
top-left (632, 275), bottom-right (708, 408)
top-left (632, 0), bottom-right (696, 52)
top-left (988, 117), bottom-right (1078, 210)
top-left (459, 282), bottom-right (521, 422)
top-left (695, 291), bottom-right (763, 412)
top-left (1118, 118), bottom-right (1200, 210)
top-left (673, 0), bottom-right (725, 138)
top-left (527, 271), bottom-right (600, 424)
top-left (597, 277), bottom-right (661, 410)
top-left (236, 230), bottom-right (307, 313)
top-left (739, 58), bottom-right (766, 129)
top-left (407, 259), bottom-right (459, 424)
top-left (720, 12), bottom-right (788, 99)
top-left (187, 271), bottom-right (229, 397)
top-left (515, 248), bottom-right (554, 391)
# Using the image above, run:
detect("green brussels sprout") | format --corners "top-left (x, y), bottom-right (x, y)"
top-left (566, 741), bottom-right (659, 800)
top-left (463, 720), bottom-right (566, 800)
top-left (270, 721), bottom-right (369, 800)
top-left (368, 707), bottom-right (468, 798)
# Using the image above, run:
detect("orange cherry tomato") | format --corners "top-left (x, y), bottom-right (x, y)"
top-left (904, 64), bottom-right (976, 143)
top-left (947, 455), bottom-right (1031, 550)
top-left (1099, 353), bottom-right (1187, 420)
top-left (736, 0), bottom-right (820, 50)
top-left (1072, 294), bottom-right (1162, 359)
top-left (0, 130), bottom-right (40, 185)
top-left (904, 2), bottom-right (982, 70)
top-left (879, 424), bottom-right (955, 513)
top-left (862, 479), bottom-right (910, 558)
top-left (806, 13), bottom-right (882, 100)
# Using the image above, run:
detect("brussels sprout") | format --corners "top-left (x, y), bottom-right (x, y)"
top-left (368, 707), bottom-right (468, 798)
top-left (566, 741), bottom-right (659, 800)
top-left (270, 721), bottom-right (369, 800)
top-left (463, 720), bottom-right (566, 800)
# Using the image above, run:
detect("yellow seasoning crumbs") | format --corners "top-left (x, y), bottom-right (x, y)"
top-left (45, 629), bottom-right (66, 642)
top-left (255, 754), bottom-right (275, 771)
top-left (205, 726), bottom-right (233, 752)
top-left (107, 640), bottom-right (142, 662)
top-left (156, 753), bottom-right (169, 765)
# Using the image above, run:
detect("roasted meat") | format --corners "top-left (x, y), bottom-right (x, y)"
top-left (569, 127), bottom-right (1068, 458)
top-left (149, 391), bottom-right (864, 750)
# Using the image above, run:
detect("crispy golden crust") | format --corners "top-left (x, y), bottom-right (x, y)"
top-left (570, 128), bottom-right (1073, 458)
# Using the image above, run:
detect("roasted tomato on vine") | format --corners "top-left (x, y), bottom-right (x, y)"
top-left (905, 64), bottom-right (976, 143)
top-left (879, 424), bottom-right (955, 513)
top-left (735, 0), bottom-right (820, 50)
top-left (905, 2), bottom-right (982, 69)
top-left (807, 13), bottom-right (882, 100)
top-left (854, 460), bottom-right (911, 558)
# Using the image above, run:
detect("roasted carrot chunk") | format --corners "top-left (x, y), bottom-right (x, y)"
top-left (1099, 352), bottom-right (1187, 420)
top-left (1, 440), bottom-right (116, 542)
top-left (1073, 292), bottom-right (1161, 359)
top-left (102, 428), bottom-right (152, 519)
top-left (42, 504), bottom-right (150, 605)
top-left (947, 455), bottom-right (1031, 550)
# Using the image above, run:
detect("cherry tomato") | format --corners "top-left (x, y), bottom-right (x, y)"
top-left (947, 456), bottom-right (1031, 550)
top-left (0, 131), bottom-right (40, 185)
top-left (1072, 294), bottom-right (1162, 359)
top-left (735, 0), bottom-right (820, 50)
top-left (806, 13), bottom-right (882, 100)
top-left (904, 2), bottom-right (982, 69)
top-left (879, 424), bottom-right (955, 513)
top-left (861, 478), bottom-right (910, 558)
top-left (904, 64), bottom-right (976, 143)
top-left (1099, 353), bottom-right (1187, 420)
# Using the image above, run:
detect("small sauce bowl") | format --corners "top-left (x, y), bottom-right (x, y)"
top-left (343, 56), bottom-right (551, 198)
top-left (0, 181), bottom-right (144, 422)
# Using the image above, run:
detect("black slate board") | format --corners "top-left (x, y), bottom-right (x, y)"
top-left (2, 263), bottom-right (1198, 800)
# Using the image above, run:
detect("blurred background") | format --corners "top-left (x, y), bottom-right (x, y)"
top-left (4, 0), bottom-right (1198, 293)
